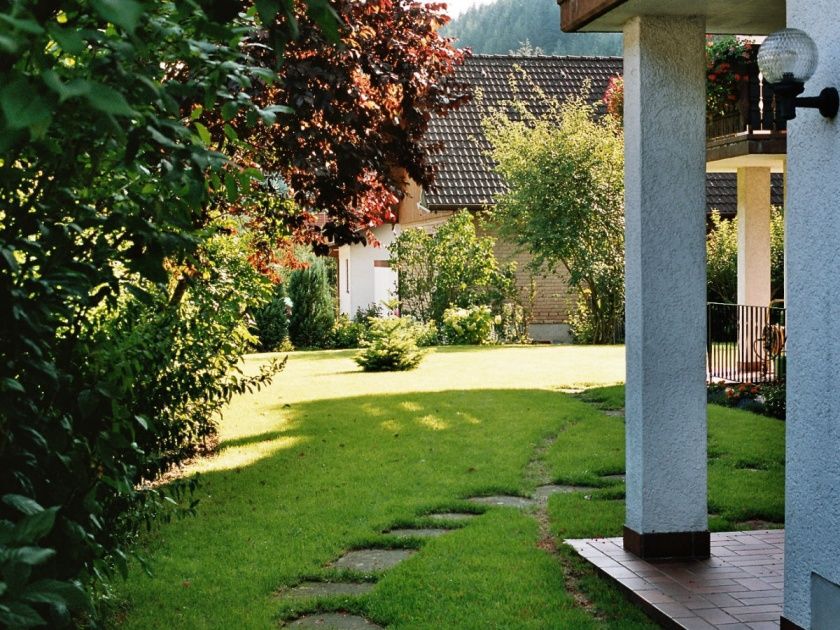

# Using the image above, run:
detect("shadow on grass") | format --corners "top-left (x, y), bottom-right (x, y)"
top-left (121, 388), bottom-right (612, 629)
top-left (120, 385), bottom-right (785, 630)
top-left (218, 430), bottom-right (289, 450)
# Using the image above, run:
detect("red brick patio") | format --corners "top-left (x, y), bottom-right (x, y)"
top-left (566, 530), bottom-right (784, 629)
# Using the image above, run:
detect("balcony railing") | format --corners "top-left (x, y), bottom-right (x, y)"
top-left (707, 302), bottom-right (786, 384)
top-left (706, 49), bottom-right (787, 141)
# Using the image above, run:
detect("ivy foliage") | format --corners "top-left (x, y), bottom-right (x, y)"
top-left (484, 92), bottom-right (625, 344)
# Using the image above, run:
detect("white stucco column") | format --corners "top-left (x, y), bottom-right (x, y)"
top-left (784, 2), bottom-right (840, 627)
top-left (737, 167), bottom-right (772, 307)
top-left (736, 167), bottom-right (772, 369)
top-left (623, 15), bottom-right (709, 559)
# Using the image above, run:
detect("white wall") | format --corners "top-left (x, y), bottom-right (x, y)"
top-left (337, 223), bottom-right (399, 317)
top-left (784, 3), bottom-right (840, 626)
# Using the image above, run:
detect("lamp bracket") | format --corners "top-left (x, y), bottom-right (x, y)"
top-left (795, 87), bottom-right (840, 119)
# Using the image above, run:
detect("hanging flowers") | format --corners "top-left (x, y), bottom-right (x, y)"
top-left (706, 36), bottom-right (754, 119)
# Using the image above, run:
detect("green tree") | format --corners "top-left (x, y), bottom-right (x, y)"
top-left (253, 282), bottom-right (292, 351)
top-left (484, 93), bottom-right (625, 344)
top-left (389, 211), bottom-right (515, 323)
top-left (288, 259), bottom-right (336, 348)
top-left (706, 207), bottom-right (785, 304)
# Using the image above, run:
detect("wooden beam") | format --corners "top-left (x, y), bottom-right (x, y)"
top-left (558, 0), bottom-right (629, 32)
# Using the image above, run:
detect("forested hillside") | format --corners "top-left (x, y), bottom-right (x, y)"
top-left (445, 0), bottom-right (622, 56)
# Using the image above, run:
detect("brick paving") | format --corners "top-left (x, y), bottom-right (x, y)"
top-left (567, 530), bottom-right (785, 629)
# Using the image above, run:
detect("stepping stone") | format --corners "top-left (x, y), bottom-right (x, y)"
top-left (386, 528), bottom-right (450, 538)
top-left (288, 613), bottom-right (383, 629)
top-left (602, 474), bottom-right (625, 482)
top-left (533, 484), bottom-right (596, 500)
top-left (467, 495), bottom-right (536, 509)
top-left (427, 512), bottom-right (477, 522)
top-left (280, 581), bottom-right (375, 599)
top-left (332, 549), bottom-right (415, 572)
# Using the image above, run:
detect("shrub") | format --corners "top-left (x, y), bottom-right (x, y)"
top-left (707, 380), bottom-right (786, 420)
top-left (252, 282), bottom-right (292, 351)
top-left (762, 383), bottom-right (786, 420)
top-left (288, 259), bottom-right (336, 348)
top-left (330, 315), bottom-right (367, 349)
top-left (707, 208), bottom-right (785, 304)
top-left (84, 232), bottom-right (285, 479)
top-left (0, 228), bottom-right (284, 627)
top-left (355, 303), bottom-right (383, 323)
top-left (389, 211), bottom-right (519, 324)
top-left (441, 305), bottom-right (495, 345)
top-left (354, 317), bottom-right (427, 371)
top-left (496, 302), bottom-right (531, 344)
top-left (413, 319), bottom-right (441, 347)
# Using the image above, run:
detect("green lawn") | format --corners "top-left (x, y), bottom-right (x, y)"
top-left (115, 346), bottom-right (784, 629)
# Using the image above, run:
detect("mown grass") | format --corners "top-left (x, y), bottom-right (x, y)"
top-left (115, 346), bottom-right (783, 629)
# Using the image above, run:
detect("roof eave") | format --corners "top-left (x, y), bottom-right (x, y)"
top-left (557, 0), bottom-right (628, 33)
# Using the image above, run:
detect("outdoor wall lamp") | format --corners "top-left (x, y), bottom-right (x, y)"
top-left (757, 28), bottom-right (839, 121)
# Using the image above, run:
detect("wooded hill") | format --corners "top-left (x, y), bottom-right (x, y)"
top-left (445, 0), bottom-right (622, 57)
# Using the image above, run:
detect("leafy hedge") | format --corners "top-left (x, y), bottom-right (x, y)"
top-left (0, 2), bottom-right (310, 625)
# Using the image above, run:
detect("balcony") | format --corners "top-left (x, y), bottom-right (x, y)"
top-left (706, 49), bottom-right (787, 173)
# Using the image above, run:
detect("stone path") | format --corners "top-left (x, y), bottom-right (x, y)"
top-left (288, 613), bottom-right (383, 629)
top-left (332, 549), bottom-right (416, 573)
top-left (385, 528), bottom-right (449, 538)
top-left (427, 511), bottom-right (477, 522)
top-left (282, 581), bottom-right (376, 599)
top-left (467, 495), bottom-right (536, 508)
top-left (282, 401), bottom-right (623, 628)
top-left (533, 484), bottom-right (597, 501)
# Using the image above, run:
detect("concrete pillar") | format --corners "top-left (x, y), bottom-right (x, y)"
top-left (622, 15), bottom-right (709, 559)
top-left (784, 2), bottom-right (840, 627)
top-left (737, 167), bottom-right (772, 307)
top-left (736, 167), bottom-right (772, 370)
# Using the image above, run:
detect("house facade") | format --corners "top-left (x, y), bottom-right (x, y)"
top-left (557, 1), bottom-right (839, 627)
top-left (338, 53), bottom-right (784, 344)
top-left (339, 54), bottom-right (621, 342)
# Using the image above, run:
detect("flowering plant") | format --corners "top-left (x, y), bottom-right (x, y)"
top-left (706, 35), bottom-right (754, 119)
top-left (603, 74), bottom-right (624, 122)
top-left (708, 380), bottom-right (762, 408)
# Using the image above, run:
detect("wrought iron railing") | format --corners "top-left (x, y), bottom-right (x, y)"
top-left (707, 302), bottom-right (786, 384)
top-left (706, 48), bottom-right (787, 140)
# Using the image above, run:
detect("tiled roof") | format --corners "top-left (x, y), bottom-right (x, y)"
top-left (425, 54), bottom-right (622, 209)
top-left (707, 173), bottom-right (785, 217)
top-left (424, 55), bottom-right (786, 215)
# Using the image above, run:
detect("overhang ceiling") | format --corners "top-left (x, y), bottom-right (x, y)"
top-left (559, 0), bottom-right (786, 35)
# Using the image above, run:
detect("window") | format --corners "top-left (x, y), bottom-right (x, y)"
top-left (419, 188), bottom-right (430, 214)
top-left (345, 258), bottom-right (350, 294)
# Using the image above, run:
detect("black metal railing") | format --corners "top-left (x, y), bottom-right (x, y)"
top-left (706, 47), bottom-right (787, 140)
top-left (707, 302), bottom-right (786, 384)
